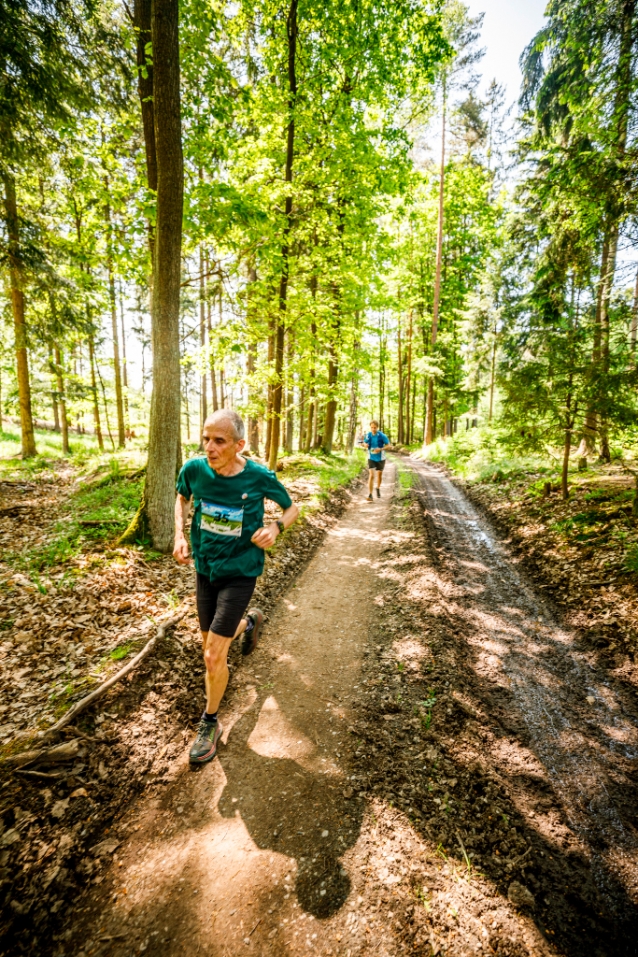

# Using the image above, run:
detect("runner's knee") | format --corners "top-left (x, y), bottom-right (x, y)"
top-left (204, 643), bottom-right (227, 674)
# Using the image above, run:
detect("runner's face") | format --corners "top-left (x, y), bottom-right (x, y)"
top-left (202, 425), bottom-right (243, 471)
top-left (370, 423), bottom-right (378, 434)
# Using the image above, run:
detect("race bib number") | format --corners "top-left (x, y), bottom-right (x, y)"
top-left (200, 501), bottom-right (244, 537)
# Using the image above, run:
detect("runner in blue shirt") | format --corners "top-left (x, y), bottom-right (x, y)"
top-left (359, 420), bottom-right (390, 501)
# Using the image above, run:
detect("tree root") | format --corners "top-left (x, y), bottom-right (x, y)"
top-left (118, 487), bottom-right (150, 545)
top-left (42, 609), bottom-right (186, 738)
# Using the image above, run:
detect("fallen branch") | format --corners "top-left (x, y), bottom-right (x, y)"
top-left (3, 739), bottom-right (81, 768)
top-left (42, 609), bottom-right (186, 738)
top-left (15, 768), bottom-right (66, 781)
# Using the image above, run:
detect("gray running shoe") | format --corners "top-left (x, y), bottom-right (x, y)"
top-left (189, 718), bottom-right (222, 764)
top-left (376, 488), bottom-right (381, 498)
top-left (241, 608), bottom-right (263, 656)
top-left (367, 494), bottom-right (373, 502)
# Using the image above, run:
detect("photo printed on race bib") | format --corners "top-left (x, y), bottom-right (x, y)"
top-left (200, 501), bottom-right (244, 537)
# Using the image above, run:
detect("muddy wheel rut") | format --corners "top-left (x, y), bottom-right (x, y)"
top-left (403, 457), bottom-right (638, 937)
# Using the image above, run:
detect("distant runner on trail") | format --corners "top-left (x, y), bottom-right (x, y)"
top-left (173, 410), bottom-right (299, 764)
top-left (360, 420), bottom-right (390, 501)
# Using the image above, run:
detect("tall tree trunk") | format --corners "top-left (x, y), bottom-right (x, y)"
top-left (144, 0), bottom-right (184, 551)
top-left (247, 343), bottom-right (259, 453)
top-left (134, 0), bottom-right (157, 259)
top-left (104, 185), bottom-right (126, 448)
top-left (53, 344), bottom-right (70, 454)
top-left (410, 372), bottom-right (417, 445)
top-left (246, 265), bottom-right (259, 452)
top-left (88, 336), bottom-right (104, 451)
top-left (323, 299), bottom-right (340, 454)
top-left (630, 263), bottom-right (638, 364)
top-left (304, 293), bottom-right (317, 453)
top-left (265, 318), bottom-right (275, 460)
top-left (379, 319), bottom-right (385, 431)
top-left (298, 385), bottom-right (306, 451)
top-left (119, 280), bottom-right (129, 428)
top-left (405, 310), bottom-right (413, 442)
top-left (268, 0), bottom-right (298, 471)
top-left (323, 346), bottom-right (339, 453)
top-left (199, 244), bottom-right (207, 434)
top-left (95, 358), bottom-right (115, 450)
top-left (207, 289), bottom-right (219, 412)
top-left (48, 345), bottom-right (61, 432)
top-left (3, 173), bottom-right (36, 457)
top-left (220, 367), bottom-right (226, 409)
top-left (347, 346), bottom-right (359, 453)
top-left (284, 327), bottom-right (294, 453)
top-left (562, 391), bottom-right (573, 501)
top-left (599, 228), bottom-right (618, 462)
top-left (488, 319), bottom-right (497, 423)
top-left (425, 79), bottom-right (446, 446)
top-left (397, 317), bottom-right (404, 443)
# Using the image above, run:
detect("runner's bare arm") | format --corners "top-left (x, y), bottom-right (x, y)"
top-left (251, 502), bottom-right (299, 550)
top-left (174, 494), bottom-right (193, 565)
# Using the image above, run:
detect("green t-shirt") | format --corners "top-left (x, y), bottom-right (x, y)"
top-left (176, 456), bottom-right (293, 581)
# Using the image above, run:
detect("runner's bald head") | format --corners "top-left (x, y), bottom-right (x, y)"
top-left (203, 410), bottom-right (245, 442)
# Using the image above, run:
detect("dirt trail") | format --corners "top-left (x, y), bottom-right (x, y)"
top-left (65, 468), bottom-right (397, 957)
top-left (404, 457), bottom-right (638, 927)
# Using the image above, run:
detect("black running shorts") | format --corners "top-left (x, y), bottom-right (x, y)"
top-left (368, 458), bottom-right (386, 471)
top-left (195, 573), bottom-right (257, 637)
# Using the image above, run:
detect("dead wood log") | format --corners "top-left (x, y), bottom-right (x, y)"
top-left (42, 609), bottom-right (186, 737)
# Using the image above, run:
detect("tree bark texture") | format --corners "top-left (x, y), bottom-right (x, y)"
top-left (104, 187), bottom-right (126, 448)
top-left (397, 317), bottom-right (404, 443)
top-left (3, 174), bottom-right (36, 457)
top-left (206, 289), bottom-right (219, 412)
top-left (145, 0), bottom-right (184, 552)
top-left (119, 281), bottom-right (129, 425)
top-left (134, 0), bottom-right (158, 263)
top-left (53, 344), bottom-right (70, 455)
top-left (284, 327), bottom-right (294, 453)
top-left (425, 80), bottom-right (446, 446)
top-left (268, 0), bottom-right (297, 471)
top-left (630, 263), bottom-right (638, 363)
top-left (88, 336), bottom-right (104, 451)
top-left (199, 245), bottom-right (207, 434)
top-left (246, 265), bottom-right (259, 452)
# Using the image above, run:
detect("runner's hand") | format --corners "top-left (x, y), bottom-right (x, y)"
top-left (173, 536), bottom-right (192, 565)
top-left (251, 523), bottom-right (279, 550)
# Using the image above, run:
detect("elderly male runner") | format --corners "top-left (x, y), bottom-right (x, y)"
top-left (360, 420), bottom-right (390, 501)
top-left (174, 410), bottom-right (299, 764)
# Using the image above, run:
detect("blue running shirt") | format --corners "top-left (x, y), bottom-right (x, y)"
top-left (365, 431), bottom-right (389, 460)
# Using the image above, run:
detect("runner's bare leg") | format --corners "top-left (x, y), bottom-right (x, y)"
top-left (368, 468), bottom-right (375, 495)
top-left (200, 617), bottom-right (248, 713)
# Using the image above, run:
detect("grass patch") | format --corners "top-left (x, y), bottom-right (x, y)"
top-left (416, 426), bottom-right (550, 483)
top-left (110, 642), bottom-right (134, 661)
top-left (6, 470), bottom-right (144, 574)
top-left (277, 449), bottom-right (366, 504)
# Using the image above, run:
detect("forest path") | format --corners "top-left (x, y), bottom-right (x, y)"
top-left (66, 466), bottom-right (397, 957)
top-left (403, 456), bottom-right (638, 925)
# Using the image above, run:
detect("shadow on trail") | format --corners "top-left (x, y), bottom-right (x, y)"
top-left (215, 696), bottom-right (364, 919)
